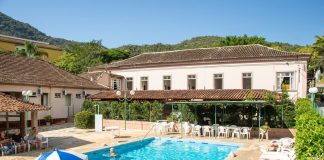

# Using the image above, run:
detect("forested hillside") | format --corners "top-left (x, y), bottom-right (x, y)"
top-left (0, 12), bottom-right (77, 46)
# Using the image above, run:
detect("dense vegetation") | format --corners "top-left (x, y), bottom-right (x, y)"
top-left (0, 12), bottom-right (77, 46)
top-left (295, 98), bottom-right (324, 159)
top-left (82, 100), bottom-right (164, 122)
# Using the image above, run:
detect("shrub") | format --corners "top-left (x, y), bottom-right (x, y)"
top-left (295, 98), bottom-right (324, 159)
top-left (150, 101), bottom-right (164, 121)
top-left (74, 111), bottom-right (95, 129)
top-left (43, 115), bottom-right (52, 122)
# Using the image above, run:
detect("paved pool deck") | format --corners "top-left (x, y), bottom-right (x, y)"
top-left (2, 123), bottom-right (269, 160)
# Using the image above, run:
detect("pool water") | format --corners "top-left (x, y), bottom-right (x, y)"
top-left (85, 138), bottom-right (240, 160)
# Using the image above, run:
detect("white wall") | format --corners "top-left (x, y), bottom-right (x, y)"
top-left (110, 61), bottom-right (308, 100)
top-left (0, 84), bottom-right (101, 120)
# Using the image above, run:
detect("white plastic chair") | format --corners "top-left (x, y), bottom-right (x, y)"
top-left (182, 123), bottom-right (191, 136)
top-left (36, 134), bottom-right (48, 149)
top-left (260, 128), bottom-right (269, 140)
top-left (217, 126), bottom-right (228, 138)
top-left (278, 138), bottom-right (294, 152)
top-left (202, 126), bottom-right (212, 137)
top-left (231, 128), bottom-right (240, 138)
top-left (23, 135), bottom-right (32, 152)
top-left (192, 125), bottom-right (201, 137)
top-left (240, 127), bottom-right (251, 139)
top-left (168, 122), bottom-right (175, 132)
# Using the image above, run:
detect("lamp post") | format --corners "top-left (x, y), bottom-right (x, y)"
top-left (22, 90), bottom-right (33, 135)
top-left (116, 90), bottom-right (135, 130)
top-left (309, 87), bottom-right (318, 110)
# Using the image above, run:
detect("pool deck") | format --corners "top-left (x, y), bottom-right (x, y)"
top-left (2, 123), bottom-right (269, 160)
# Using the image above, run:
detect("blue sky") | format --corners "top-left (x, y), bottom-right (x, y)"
top-left (0, 0), bottom-right (323, 48)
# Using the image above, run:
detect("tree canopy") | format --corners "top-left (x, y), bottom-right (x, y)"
top-left (53, 40), bottom-right (130, 74)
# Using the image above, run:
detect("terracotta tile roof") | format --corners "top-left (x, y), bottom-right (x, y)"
top-left (0, 53), bottom-right (106, 89)
top-left (0, 34), bottom-right (62, 51)
top-left (79, 71), bottom-right (123, 81)
top-left (0, 92), bottom-right (49, 112)
top-left (89, 89), bottom-right (278, 101)
top-left (93, 44), bottom-right (310, 70)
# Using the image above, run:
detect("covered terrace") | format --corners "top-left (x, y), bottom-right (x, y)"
top-left (0, 92), bottom-right (50, 136)
top-left (90, 89), bottom-right (282, 140)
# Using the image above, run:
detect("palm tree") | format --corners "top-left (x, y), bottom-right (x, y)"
top-left (15, 41), bottom-right (48, 58)
top-left (313, 35), bottom-right (324, 56)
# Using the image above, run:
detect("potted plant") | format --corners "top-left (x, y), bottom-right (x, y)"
top-left (44, 115), bottom-right (53, 126)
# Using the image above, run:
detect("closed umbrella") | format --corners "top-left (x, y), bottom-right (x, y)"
top-left (36, 149), bottom-right (88, 160)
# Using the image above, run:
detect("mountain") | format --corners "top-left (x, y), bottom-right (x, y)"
top-left (0, 12), bottom-right (78, 46)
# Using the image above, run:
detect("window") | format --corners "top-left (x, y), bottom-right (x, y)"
top-left (214, 74), bottom-right (223, 89)
top-left (187, 75), bottom-right (196, 90)
top-left (126, 77), bottom-right (133, 90)
top-left (54, 93), bottom-right (61, 98)
top-left (277, 72), bottom-right (295, 90)
top-left (111, 79), bottom-right (121, 90)
top-left (163, 76), bottom-right (171, 90)
top-left (41, 93), bottom-right (48, 106)
top-left (242, 73), bottom-right (252, 89)
top-left (76, 94), bottom-right (81, 99)
top-left (141, 77), bottom-right (148, 90)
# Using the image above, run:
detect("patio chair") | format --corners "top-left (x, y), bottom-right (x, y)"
top-left (240, 127), bottom-right (251, 139)
top-left (0, 142), bottom-right (17, 155)
top-left (231, 128), bottom-right (240, 139)
top-left (192, 125), bottom-right (201, 137)
top-left (260, 128), bottom-right (269, 140)
top-left (202, 126), bottom-right (212, 137)
top-left (217, 126), bottom-right (228, 138)
top-left (182, 123), bottom-right (191, 136)
top-left (23, 135), bottom-right (32, 152)
top-left (168, 122), bottom-right (175, 132)
top-left (278, 138), bottom-right (295, 152)
top-left (36, 134), bottom-right (49, 149)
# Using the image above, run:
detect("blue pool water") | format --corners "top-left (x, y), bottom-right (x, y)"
top-left (85, 138), bottom-right (240, 160)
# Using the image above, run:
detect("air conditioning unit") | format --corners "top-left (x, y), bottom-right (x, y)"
top-left (37, 87), bottom-right (43, 95)
top-left (62, 90), bottom-right (67, 96)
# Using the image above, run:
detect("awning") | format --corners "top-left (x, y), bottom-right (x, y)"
top-left (0, 92), bottom-right (50, 112)
top-left (89, 89), bottom-right (280, 101)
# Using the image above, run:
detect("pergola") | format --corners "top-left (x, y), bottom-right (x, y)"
top-left (0, 92), bottom-right (49, 136)
top-left (90, 89), bottom-right (281, 141)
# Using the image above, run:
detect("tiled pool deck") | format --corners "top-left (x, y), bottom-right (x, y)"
top-left (2, 123), bottom-right (269, 160)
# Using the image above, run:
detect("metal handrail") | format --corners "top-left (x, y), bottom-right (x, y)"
top-left (142, 123), bottom-right (157, 141)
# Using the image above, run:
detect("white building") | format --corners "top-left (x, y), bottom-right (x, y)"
top-left (0, 53), bottom-right (106, 126)
top-left (83, 44), bottom-right (310, 100)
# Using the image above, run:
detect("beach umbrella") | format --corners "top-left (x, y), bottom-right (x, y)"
top-left (36, 149), bottom-right (88, 160)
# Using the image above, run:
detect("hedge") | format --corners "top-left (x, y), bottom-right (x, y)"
top-left (295, 98), bottom-right (324, 159)
top-left (74, 111), bottom-right (95, 129)
top-left (81, 100), bottom-right (164, 121)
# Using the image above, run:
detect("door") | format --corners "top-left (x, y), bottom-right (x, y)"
top-left (65, 94), bottom-right (73, 117)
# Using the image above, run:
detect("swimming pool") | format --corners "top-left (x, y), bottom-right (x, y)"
top-left (85, 138), bottom-right (240, 160)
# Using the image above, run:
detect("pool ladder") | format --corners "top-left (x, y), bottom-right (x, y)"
top-left (142, 123), bottom-right (157, 141)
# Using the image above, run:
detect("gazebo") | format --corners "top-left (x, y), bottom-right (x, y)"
top-left (0, 92), bottom-right (50, 136)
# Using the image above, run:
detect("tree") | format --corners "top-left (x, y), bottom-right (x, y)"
top-left (15, 41), bottom-right (48, 58)
top-left (54, 40), bottom-right (131, 74)
top-left (219, 35), bottom-right (267, 46)
top-left (313, 35), bottom-right (324, 56)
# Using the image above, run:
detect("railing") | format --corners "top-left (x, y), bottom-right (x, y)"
top-left (315, 103), bottom-right (324, 117)
top-left (142, 123), bottom-right (157, 141)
